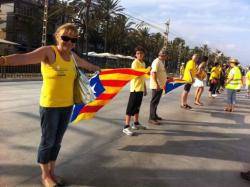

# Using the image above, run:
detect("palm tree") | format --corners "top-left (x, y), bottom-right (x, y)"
top-left (96, 0), bottom-right (124, 52)
top-left (108, 15), bottom-right (135, 53)
top-left (68, 0), bottom-right (94, 54)
top-left (201, 44), bottom-right (210, 56)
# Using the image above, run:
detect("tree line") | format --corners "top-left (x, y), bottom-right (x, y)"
top-left (15, 0), bottom-right (232, 72)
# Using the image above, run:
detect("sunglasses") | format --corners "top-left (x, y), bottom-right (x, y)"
top-left (61, 36), bottom-right (77, 43)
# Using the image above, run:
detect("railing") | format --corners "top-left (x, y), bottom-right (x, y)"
top-left (0, 57), bottom-right (179, 80)
top-left (0, 64), bottom-right (41, 80)
top-left (0, 57), bottom-right (132, 80)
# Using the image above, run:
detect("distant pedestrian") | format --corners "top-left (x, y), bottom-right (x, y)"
top-left (219, 63), bottom-right (228, 91)
top-left (0, 23), bottom-right (100, 187)
top-left (148, 49), bottom-right (167, 125)
top-left (123, 46), bottom-right (147, 136)
top-left (194, 56), bottom-right (208, 106)
top-left (180, 54), bottom-right (199, 109)
top-left (179, 62), bottom-right (185, 79)
top-left (245, 67), bottom-right (250, 97)
top-left (224, 58), bottom-right (242, 112)
top-left (208, 62), bottom-right (220, 98)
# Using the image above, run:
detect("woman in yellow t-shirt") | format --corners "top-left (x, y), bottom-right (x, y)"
top-left (0, 23), bottom-right (100, 187)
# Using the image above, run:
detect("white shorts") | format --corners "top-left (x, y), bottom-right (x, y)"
top-left (193, 78), bottom-right (204, 87)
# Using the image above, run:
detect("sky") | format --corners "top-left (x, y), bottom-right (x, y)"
top-left (120, 0), bottom-right (250, 65)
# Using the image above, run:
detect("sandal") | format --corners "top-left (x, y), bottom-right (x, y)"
top-left (224, 108), bottom-right (232, 112)
top-left (181, 105), bottom-right (186, 109)
top-left (52, 175), bottom-right (65, 186)
top-left (181, 104), bottom-right (192, 110)
top-left (41, 177), bottom-right (57, 187)
top-left (185, 104), bottom-right (192, 109)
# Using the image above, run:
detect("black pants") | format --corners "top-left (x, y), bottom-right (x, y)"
top-left (149, 89), bottom-right (163, 120)
top-left (37, 106), bottom-right (72, 164)
top-left (209, 81), bottom-right (217, 95)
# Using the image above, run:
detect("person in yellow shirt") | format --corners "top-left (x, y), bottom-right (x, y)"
top-left (124, 46), bottom-right (147, 136)
top-left (193, 56), bottom-right (208, 105)
top-left (148, 49), bottom-right (167, 124)
top-left (245, 67), bottom-right (250, 97)
top-left (208, 62), bottom-right (220, 98)
top-left (0, 23), bottom-right (100, 187)
top-left (224, 58), bottom-right (242, 112)
top-left (179, 62), bottom-right (185, 79)
top-left (216, 64), bottom-right (222, 94)
top-left (181, 54), bottom-right (199, 109)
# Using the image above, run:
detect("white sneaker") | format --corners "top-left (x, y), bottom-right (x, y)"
top-left (122, 128), bottom-right (134, 136)
top-left (212, 94), bottom-right (217, 97)
top-left (131, 124), bottom-right (139, 130)
top-left (131, 123), bottom-right (147, 130)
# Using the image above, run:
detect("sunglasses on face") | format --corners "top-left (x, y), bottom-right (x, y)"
top-left (61, 36), bottom-right (77, 43)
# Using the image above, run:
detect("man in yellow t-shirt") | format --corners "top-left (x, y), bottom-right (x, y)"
top-left (124, 46), bottom-right (147, 136)
top-left (148, 49), bottom-right (167, 124)
top-left (180, 54), bottom-right (199, 109)
top-left (246, 67), bottom-right (250, 97)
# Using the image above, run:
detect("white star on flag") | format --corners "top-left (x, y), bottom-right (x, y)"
top-left (91, 83), bottom-right (97, 94)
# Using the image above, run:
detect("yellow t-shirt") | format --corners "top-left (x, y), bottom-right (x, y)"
top-left (246, 71), bottom-right (250, 86)
top-left (209, 66), bottom-right (220, 80)
top-left (40, 46), bottom-right (76, 107)
top-left (130, 59), bottom-right (146, 92)
top-left (149, 58), bottom-right (167, 89)
top-left (182, 60), bottom-right (196, 83)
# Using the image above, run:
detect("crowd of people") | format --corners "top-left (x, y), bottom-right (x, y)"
top-left (124, 46), bottom-right (249, 136)
top-left (124, 45), bottom-right (250, 183)
top-left (0, 22), bottom-right (250, 186)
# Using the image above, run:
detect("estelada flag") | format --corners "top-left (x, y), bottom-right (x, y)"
top-left (71, 68), bottom-right (150, 123)
top-left (165, 77), bottom-right (186, 94)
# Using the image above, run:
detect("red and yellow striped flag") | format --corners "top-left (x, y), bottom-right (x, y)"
top-left (72, 68), bottom-right (150, 123)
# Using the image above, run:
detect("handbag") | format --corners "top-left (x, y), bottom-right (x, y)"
top-left (210, 79), bottom-right (218, 84)
top-left (72, 54), bottom-right (96, 105)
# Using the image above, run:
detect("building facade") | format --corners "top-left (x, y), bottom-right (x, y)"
top-left (0, 0), bottom-right (59, 54)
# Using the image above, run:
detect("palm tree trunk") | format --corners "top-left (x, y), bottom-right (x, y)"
top-left (104, 20), bottom-right (109, 52)
top-left (85, 0), bottom-right (91, 56)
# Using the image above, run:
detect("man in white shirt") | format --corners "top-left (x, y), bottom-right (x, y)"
top-left (148, 49), bottom-right (167, 125)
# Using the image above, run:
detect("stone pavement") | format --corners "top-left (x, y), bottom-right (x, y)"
top-left (1, 81), bottom-right (250, 187)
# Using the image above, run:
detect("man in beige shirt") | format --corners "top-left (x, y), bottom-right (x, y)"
top-left (148, 49), bottom-right (167, 125)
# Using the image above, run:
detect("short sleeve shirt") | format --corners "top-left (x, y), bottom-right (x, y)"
top-left (149, 58), bottom-right (167, 89)
top-left (209, 67), bottom-right (220, 80)
top-left (182, 60), bottom-right (196, 83)
top-left (130, 59), bottom-right (146, 92)
top-left (246, 71), bottom-right (250, 86)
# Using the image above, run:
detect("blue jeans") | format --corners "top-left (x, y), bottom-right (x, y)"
top-left (227, 89), bottom-right (236, 105)
top-left (37, 106), bottom-right (72, 164)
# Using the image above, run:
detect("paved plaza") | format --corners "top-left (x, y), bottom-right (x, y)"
top-left (1, 81), bottom-right (250, 187)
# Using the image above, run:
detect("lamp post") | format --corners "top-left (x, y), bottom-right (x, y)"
top-left (41, 0), bottom-right (49, 46)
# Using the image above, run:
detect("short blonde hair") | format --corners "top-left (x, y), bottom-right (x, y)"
top-left (54, 23), bottom-right (78, 36)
